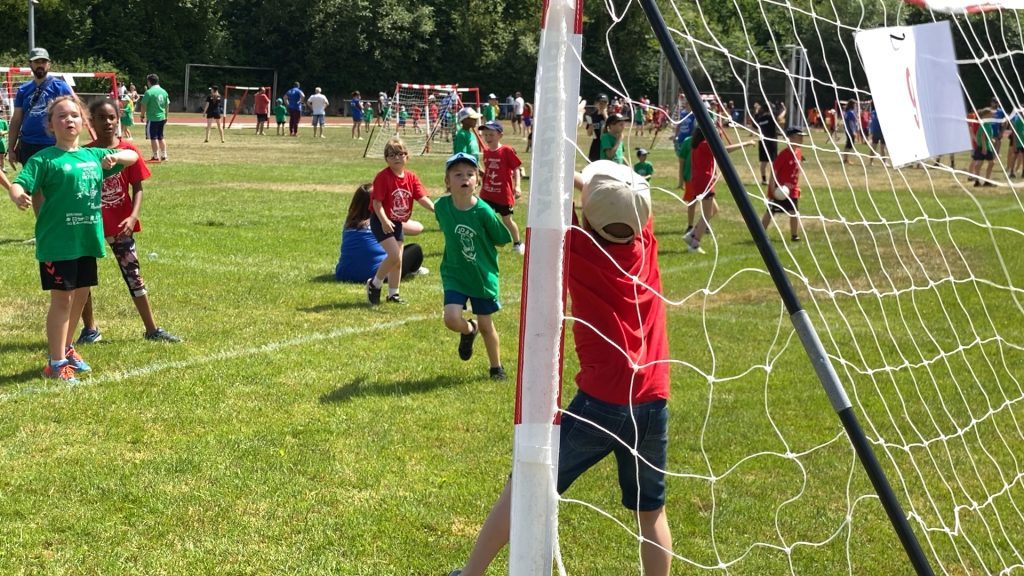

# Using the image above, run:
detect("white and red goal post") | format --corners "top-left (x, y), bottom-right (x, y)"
top-left (224, 85), bottom-right (272, 128)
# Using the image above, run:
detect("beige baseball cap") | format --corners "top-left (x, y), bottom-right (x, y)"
top-left (580, 160), bottom-right (651, 244)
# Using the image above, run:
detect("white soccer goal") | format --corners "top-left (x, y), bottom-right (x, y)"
top-left (1, 68), bottom-right (120, 120)
top-left (510, 1), bottom-right (1024, 575)
top-left (362, 83), bottom-right (481, 158)
top-left (223, 84), bottom-right (271, 128)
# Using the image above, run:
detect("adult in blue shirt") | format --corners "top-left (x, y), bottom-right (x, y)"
top-left (7, 47), bottom-right (76, 166)
top-left (843, 99), bottom-right (858, 163)
top-left (336, 183), bottom-right (425, 283)
top-left (990, 97), bottom-right (1006, 155)
top-left (285, 82), bottom-right (305, 136)
top-left (351, 91), bottom-right (363, 140)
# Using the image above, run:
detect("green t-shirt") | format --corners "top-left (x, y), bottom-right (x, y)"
top-left (680, 137), bottom-right (693, 182)
top-left (140, 85), bottom-right (169, 121)
top-left (364, 108), bottom-right (374, 122)
top-left (1010, 115), bottom-right (1024, 143)
top-left (273, 104), bottom-right (287, 123)
top-left (634, 160), bottom-right (654, 179)
top-left (434, 195), bottom-right (512, 300)
top-left (453, 128), bottom-right (481, 164)
top-left (482, 103), bottom-right (497, 122)
top-left (14, 146), bottom-right (124, 262)
top-left (600, 132), bottom-right (625, 164)
top-left (976, 125), bottom-right (993, 154)
top-left (0, 118), bottom-right (8, 153)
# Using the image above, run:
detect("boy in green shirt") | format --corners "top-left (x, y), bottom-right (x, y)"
top-left (600, 113), bottom-right (626, 164)
top-left (435, 152), bottom-right (512, 380)
top-left (453, 107), bottom-right (482, 164)
top-left (273, 98), bottom-right (288, 136)
top-left (633, 147), bottom-right (654, 180)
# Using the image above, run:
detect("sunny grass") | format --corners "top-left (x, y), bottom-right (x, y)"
top-left (0, 121), bottom-right (1022, 574)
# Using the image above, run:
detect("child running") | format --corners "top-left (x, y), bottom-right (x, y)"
top-left (367, 137), bottom-right (435, 304)
top-left (479, 121), bottom-right (525, 255)
top-left (75, 98), bottom-right (180, 344)
top-left (435, 152), bottom-right (512, 380)
top-left (7, 95), bottom-right (139, 382)
top-left (684, 125), bottom-right (754, 254)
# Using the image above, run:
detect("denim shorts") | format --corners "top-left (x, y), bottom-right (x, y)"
top-left (443, 289), bottom-right (500, 316)
top-left (558, 390), bottom-right (669, 511)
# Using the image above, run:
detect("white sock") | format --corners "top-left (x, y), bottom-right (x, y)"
top-left (388, 288), bottom-right (399, 297)
top-left (371, 277), bottom-right (383, 289)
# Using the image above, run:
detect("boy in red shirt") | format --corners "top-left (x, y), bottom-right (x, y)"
top-left (449, 161), bottom-right (673, 576)
top-left (368, 137), bottom-right (435, 304)
top-left (78, 98), bottom-right (179, 343)
top-left (478, 121), bottom-right (524, 255)
top-left (761, 127), bottom-right (804, 242)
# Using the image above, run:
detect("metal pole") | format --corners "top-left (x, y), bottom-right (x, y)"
top-left (28, 0), bottom-right (37, 51)
top-left (636, 1), bottom-right (935, 574)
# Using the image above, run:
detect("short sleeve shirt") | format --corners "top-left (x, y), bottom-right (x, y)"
top-left (633, 160), bottom-right (654, 179)
top-left (513, 97), bottom-right (525, 115)
top-left (286, 87), bottom-right (304, 111)
top-left (371, 168), bottom-right (427, 223)
top-left (308, 94), bottom-right (329, 115)
top-left (254, 93), bottom-right (271, 115)
top-left (434, 195), bottom-right (512, 300)
top-left (482, 103), bottom-right (497, 122)
top-left (480, 144), bottom-right (522, 206)
top-left (140, 85), bottom-right (169, 122)
top-left (600, 132), bottom-right (625, 164)
top-left (87, 138), bottom-right (151, 237)
top-left (688, 140), bottom-right (715, 196)
top-left (772, 148), bottom-right (802, 199)
top-left (14, 77), bottom-right (75, 145)
top-left (14, 146), bottom-right (124, 261)
top-left (453, 128), bottom-right (480, 163)
top-left (351, 98), bottom-right (363, 120)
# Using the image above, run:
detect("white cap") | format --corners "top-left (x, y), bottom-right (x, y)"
top-left (580, 161), bottom-right (652, 244)
top-left (457, 106), bottom-right (482, 122)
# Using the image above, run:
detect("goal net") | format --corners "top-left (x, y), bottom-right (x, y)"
top-left (223, 85), bottom-right (272, 128)
top-left (362, 83), bottom-right (481, 158)
top-left (1, 68), bottom-right (119, 121)
top-left (505, 1), bottom-right (1024, 575)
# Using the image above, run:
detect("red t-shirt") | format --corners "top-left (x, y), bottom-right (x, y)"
top-left (480, 144), bottom-right (522, 207)
top-left (254, 93), bottom-right (271, 115)
top-left (371, 167), bottom-right (427, 222)
top-left (86, 138), bottom-right (151, 238)
top-left (686, 140), bottom-right (716, 200)
top-left (568, 212), bottom-right (670, 405)
top-left (772, 148), bottom-right (802, 199)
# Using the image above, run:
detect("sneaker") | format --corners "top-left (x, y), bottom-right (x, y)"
top-left (415, 266), bottom-right (430, 276)
top-left (160, 156), bottom-right (168, 162)
top-left (43, 360), bottom-right (78, 383)
top-left (64, 346), bottom-right (91, 372)
top-left (458, 319), bottom-right (478, 361)
top-left (149, 156), bottom-right (161, 163)
top-left (682, 228), bottom-right (694, 244)
top-left (448, 571), bottom-right (463, 576)
top-left (386, 293), bottom-right (406, 304)
top-left (366, 279), bottom-right (382, 305)
top-left (982, 182), bottom-right (996, 187)
top-left (490, 366), bottom-right (508, 380)
top-left (145, 328), bottom-right (181, 342)
top-left (514, 243), bottom-right (525, 255)
top-left (791, 235), bottom-right (801, 242)
top-left (76, 327), bottom-right (103, 344)
top-left (687, 242), bottom-right (706, 255)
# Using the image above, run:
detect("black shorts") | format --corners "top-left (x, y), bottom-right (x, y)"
top-left (871, 133), bottom-right (884, 145)
top-left (40, 256), bottom-right (98, 291)
top-left (256, 113), bottom-right (269, 123)
top-left (206, 113), bottom-right (221, 119)
top-left (758, 140), bottom-right (777, 162)
top-left (147, 119), bottom-right (167, 140)
top-left (370, 213), bottom-right (405, 243)
top-left (17, 141), bottom-right (50, 165)
top-left (482, 198), bottom-right (513, 216)
top-left (769, 197), bottom-right (799, 215)
top-left (972, 148), bottom-right (994, 161)
top-left (514, 114), bottom-right (523, 123)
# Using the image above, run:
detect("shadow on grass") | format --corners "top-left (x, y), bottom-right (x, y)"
top-left (319, 374), bottom-right (473, 404)
top-left (0, 367), bottom-right (44, 386)
top-left (310, 273), bottom-right (338, 284)
top-left (298, 301), bottom-right (371, 313)
top-left (0, 340), bottom-right (46, 354)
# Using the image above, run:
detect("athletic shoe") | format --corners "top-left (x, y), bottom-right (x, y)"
top-left (366, 279), bottom-right (382, 305)
top-left (791, 235), bottom-right (801, 242)
top-left (160, 156), bottom-right (168, 162)
top-left (490, 366), bottom-right (508, 380)
top-left (43, 360), bottom-right (78, 383)
top-left (386, 293), bottom-right (406, 304)
top-left (64, 346), bottom-right (91, 372)
top-left (415, 266), bottom-right (430, 276)
top-left (149, 156), bottom-right (161, 163)
top-left (459, 319), bottom-right (478, 361)
top-left (145, 328), bottom-right (181, 342)
top-left (448, 571), bottom-right (462, 576)
top-left (514, 243), bottom-right (525, 255)
top-left (687, 242), bottom-right (706, 255)
top-left (76, 327), bottom-right (103, 344)
top-left (683, 228), bottom-right (694, 244)
top-left (983, 182), bottom-right (996, 187)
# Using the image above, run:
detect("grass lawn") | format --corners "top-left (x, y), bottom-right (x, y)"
top-left (1, 119), bottom-right (1022, 574)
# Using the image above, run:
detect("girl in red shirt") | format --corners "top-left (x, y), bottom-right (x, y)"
top-left (685, 125), bottom-right (754, 254)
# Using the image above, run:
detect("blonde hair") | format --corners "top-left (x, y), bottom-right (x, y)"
top-left (383, 137), bottom-right (408, 158)
top-left (45, 95), bottom-right (86, 136)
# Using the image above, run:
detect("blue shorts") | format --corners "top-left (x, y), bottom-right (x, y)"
top-left (369, 213), bottom-right (404, 243)
top-left (311, 114), bottom-right (325, 127)
top-left (558, 391), bottom-right (669, 511)
top-left (443, 290), bottom-right (500, 316)
top-left (147, 119), bottom-right (166, 140)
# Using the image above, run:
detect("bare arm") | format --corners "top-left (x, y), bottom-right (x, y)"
top-left (416, 196), bottom-right (435, 213)
top-left (118, 182), bottom-right (144, 236)
top-left (8, 182), bottom-right (32, 210)
top-left (8, 107), bottom-right (24, 163)
top-left (102, 149), bottom-right (139, 170)
top-left (372, 198), bottom-right (393, 234)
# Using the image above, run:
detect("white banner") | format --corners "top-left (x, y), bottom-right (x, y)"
top-left (905, 0), bottom-right (1024, 13)
top-left (855, 21), bottom-right (971, 167)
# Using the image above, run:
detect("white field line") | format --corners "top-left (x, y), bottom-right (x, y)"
top-left (0, 314), bottom-right (433, 403)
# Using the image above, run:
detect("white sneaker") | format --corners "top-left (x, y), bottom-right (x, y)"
top-left (687, 241), bottom-right (706, 254)
top-left (683, 229), bottom-right (694, 243)
top-left (415, 266), bottom-right (430, 276)
top-left (514, 243), bottom-right (525, 255)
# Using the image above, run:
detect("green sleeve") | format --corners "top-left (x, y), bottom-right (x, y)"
top-left (14, 154), bottom-right (43, 194)
top-left (484, 206), bottom-right (512, 246)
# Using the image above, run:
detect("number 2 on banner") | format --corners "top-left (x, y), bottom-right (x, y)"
top-left (906, 67), bottom-right (921, 130)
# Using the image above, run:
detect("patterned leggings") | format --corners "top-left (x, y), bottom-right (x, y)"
top-left (110, 235), bottom-right (147, 298)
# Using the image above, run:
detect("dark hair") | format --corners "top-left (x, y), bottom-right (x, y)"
top-left (88, 97), bottom-right (119, 117)
top-left (344, 184), bottom-right (373, 229)
top-left (147, 74), bottom-right (159, 85)
top-left (691, 124), bottom-right (705, 146)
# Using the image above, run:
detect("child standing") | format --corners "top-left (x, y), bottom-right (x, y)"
top-left (363, 101), bottom-right (374, 132)
top-left (119, 96), bottom-right (134, 140)
top-left (479, 121), bottom-right (524, 255)
top-left (435, 152), bottom-right (512, 380)
top-left (600, 113), bottom-right (626, 164)
top-left (0, 113), bottom-right (8, 172)
top-left (7, 95), bottom-right (139, 382)
top-left (761, 128), bottom-right (805, 242)
top-left (970, 108), bottom-right (996, 186)
top-left (367, 137), bottom-right (435, 304)
top-left (273, 98), bottom-right (287, 136)
top-left (75, 98), bottom-right (179, 344)
top-left (634, 147), bottom-right (654, 180)
top-left (350, 91), bottom-right (363, 140)
top-left (453, 107), bottom-right (481, 162)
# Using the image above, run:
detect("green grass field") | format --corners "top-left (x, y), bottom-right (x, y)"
top-left (1, 120), bottom-right (1022, 575)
